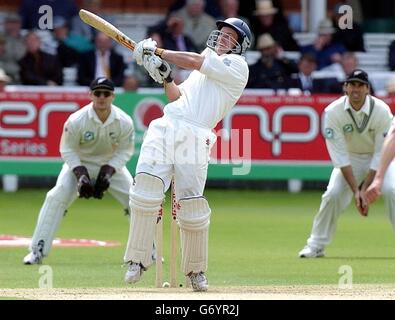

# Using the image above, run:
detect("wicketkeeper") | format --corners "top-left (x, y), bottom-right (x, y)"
top-left (24, 77), bottom-right (135, 265)
top-left (123, 18), bottom-right (252, 291)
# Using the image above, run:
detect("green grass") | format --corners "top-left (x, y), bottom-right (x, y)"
top-left (1, 188), bottom-right (395, 288)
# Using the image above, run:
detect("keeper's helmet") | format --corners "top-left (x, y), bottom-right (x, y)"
top-left (207, 17), bottom-right (251, 55)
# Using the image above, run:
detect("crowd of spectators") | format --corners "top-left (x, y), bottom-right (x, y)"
top-left (0, 0), bottom-right (395, 95)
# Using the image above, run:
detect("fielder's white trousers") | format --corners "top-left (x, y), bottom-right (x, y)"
top-left (307, 154), bottom-right (395, 249)
top-left (30, 163), bottom-right (133, 255)
top-left (135, 115), bottom-right (217, 198)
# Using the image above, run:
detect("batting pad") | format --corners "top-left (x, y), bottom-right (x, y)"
top-left (124, 173), bottom-right (165, 267)
top-left (129, 173), bottom-right (165, 213)
top-left (30, 188), bottom-right (68, 256)
top-left (177, 197), bottom-right (211, 274)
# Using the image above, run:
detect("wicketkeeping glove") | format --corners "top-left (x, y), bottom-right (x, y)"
top-left (93, 165), bottom-right (116, 199)
top-left (72, 165), bottom-right (94, 199)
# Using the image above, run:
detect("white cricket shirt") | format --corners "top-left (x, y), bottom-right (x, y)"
top-left (324, 95), bottom-right (393, 170)
top-left (60, 102), bottom-right (135, 171)
top-left (163, 48), bottom-right (249, 129)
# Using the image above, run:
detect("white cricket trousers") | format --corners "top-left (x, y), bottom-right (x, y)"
top-left (29, 163), bottom-right (133, 255)
top-left (124, 115), bottom-right (216, 271)
top-left (136, 115), bottom-right (217, 198)
top-left (307, 154), bottom-right (395, 249)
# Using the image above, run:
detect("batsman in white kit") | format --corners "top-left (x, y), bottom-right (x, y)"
top-left (123, 18), bottom-right (251, 291)
top-left (299, 69), bottom-right (395, 258)
top-left (24, 77), bottom-right (135, 265)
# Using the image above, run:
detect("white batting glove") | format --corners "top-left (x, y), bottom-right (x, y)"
top-left (133, 38), bottom-right (157, 65)
top-left (142, 38), bottom-right (158, 56)
top-left (143, 55), bottom-right (172, 84)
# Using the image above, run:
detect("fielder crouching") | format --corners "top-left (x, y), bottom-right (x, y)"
top-left (299, 69), bottom-right (395, 258)
top-left (123, 18), bottom-right (251, 291)
top-left (23, 77), bottom-right (135, 265)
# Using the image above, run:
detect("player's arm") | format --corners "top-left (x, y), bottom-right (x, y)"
top-left (163, 79), bottom-right (181, 102)
top-left (340, 166), bottom-right (359, 193)
top-left (375, 128), bottom-right (395, 184)
top-left (365, 109), bottom-right (394, 204)
top-left (161, 50), bottom-right (204, 71)
top-left (360, 169), bottom-right (376, 192)
top-left (366, 126), bottom-right (395, 203)
top-left (60, 119), bottom-right (94, 198)
top-left (324, 111), bottom-right (367, 215)
top-left (340, 165), bottom-right (368, 216)
top-left (60, 119), bottom-right (82, 169)
top-left (134, 39), bottom-right (204, 71)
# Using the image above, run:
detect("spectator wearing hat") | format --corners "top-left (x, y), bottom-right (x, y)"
top-left (18, 32), bottom-right (63, 86)
top-left (300, 18), bottom-right (346, 70)
top-left (251, 0), bottom-right (299, 51)
top-left (77, 32), bottom-right (126, 87)
top-left (0, 68), bottom-right (11, 91)
top-left (247, 33), bottom-right (297, 89)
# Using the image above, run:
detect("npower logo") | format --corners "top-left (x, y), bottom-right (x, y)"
top-left (221, 105), bottom-right (325, 156)
top-left (0, 102), bottom-right (79, 138)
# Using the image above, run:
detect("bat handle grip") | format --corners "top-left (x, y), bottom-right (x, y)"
top-left (155, 48), bottom-right (167, 72)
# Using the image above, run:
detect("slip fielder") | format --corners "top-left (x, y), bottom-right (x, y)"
top-left (299, 69), bottom-right (395, 258)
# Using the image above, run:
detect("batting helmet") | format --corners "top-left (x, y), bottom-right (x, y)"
top-left (216, 18), bottom-right (252, 55)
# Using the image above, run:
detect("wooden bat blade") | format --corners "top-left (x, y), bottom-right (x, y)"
top-left (79, 9), bottom-right (166, 71)
top-left (79, 9), bottom-right (136, 51)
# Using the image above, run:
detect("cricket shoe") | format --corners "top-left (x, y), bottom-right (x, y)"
top-left (124, 262), bottom-right (145, 284)
top-left (188, 272), bottom-right (208, 292)
top-left (23, 240), bottom-right (44, 265)
top-left (298, 245), bottom-right (325, 258)
top-left (23, 251), bottom-right (43, 265)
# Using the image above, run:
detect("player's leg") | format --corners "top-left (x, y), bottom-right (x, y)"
top-left (299, 168), bottom-right (353, 258)
top-left (123, 119), bottom-right (174, 283)
top-left (108, 168), bottom-right (160, 261)
top-left (176, 193), bottom-right (211, 292)
top-left (123, 170), bottom-right (172, 283)
top-left (174, 131), bottom-right (214, 291)
top-left (24, 165), bottom-right (78, 264)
